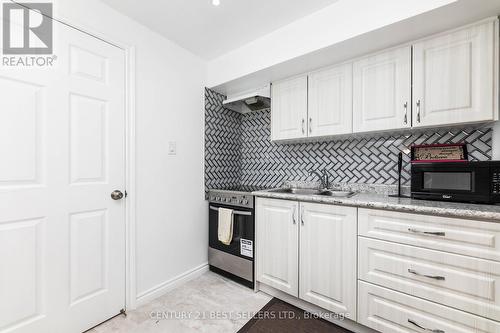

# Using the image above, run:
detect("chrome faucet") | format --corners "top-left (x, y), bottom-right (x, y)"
top-left (309, 168), bottom-right (331, 190)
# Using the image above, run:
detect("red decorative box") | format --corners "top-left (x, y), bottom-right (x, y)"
top-left (411, 143), bottom-right (468, 163)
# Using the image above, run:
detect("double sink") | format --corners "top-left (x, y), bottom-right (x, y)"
top-left (268, 187), bottom-right (356, 198)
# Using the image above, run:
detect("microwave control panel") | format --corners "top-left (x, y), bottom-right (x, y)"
top-left (493, 169), bottom-right (500, 194)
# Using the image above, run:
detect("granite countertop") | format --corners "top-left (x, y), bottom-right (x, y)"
top-left (252, 189), bottom-right (500, 221)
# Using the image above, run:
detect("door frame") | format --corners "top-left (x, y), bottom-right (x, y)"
top-left (12, 2), bottom-right (139, 310)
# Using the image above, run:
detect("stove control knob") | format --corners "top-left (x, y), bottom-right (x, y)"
top-left (225, 198), bottom-right (230, 202)
top-left (243, 199), bottom-right (249, 205)
top-left (215, 197), bottom-right (220, 201)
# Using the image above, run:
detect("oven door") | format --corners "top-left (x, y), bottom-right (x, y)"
top-left (208, 204), bottom-right (254, 260)
top-left (411, 162), bottom-right (490, 202)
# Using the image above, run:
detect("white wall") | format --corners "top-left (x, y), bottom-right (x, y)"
top-left (207, 0), bottom-right (456, 88)
top-left (51, 0), bottom-right (208, 305)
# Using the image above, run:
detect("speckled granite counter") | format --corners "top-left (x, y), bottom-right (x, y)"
top-left (252, 189), bottom-right (500, 222)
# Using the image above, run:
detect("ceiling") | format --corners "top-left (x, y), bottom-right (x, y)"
top-left (100, 0), bottom-right (339, 60)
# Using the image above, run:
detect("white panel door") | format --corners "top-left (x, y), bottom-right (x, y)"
top-left (255, 198), bottom-right (299, 297)
top-left (299, 203), bottom-right (357, 318)
top-left (0, 12), bottom-right (125, 333)
top-left (353, 46), bottom-right (411, 133)
top-left (413, 20), bottom-right (497, 128)
top-left (308, 63), bottom-right (353, 137)
top-left (271, 76), bottom-right (308, 141)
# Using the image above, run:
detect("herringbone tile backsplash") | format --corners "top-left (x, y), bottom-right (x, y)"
top-left (205, 88), bottom-right (492, 191)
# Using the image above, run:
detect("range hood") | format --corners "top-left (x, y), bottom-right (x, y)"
top-left (223, 85), bottom-right (270, 113)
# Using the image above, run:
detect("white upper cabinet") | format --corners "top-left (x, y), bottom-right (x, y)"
top-left (413, 20), bottom-right (497, 128)
top-left (299, 203), bottom-right (357, 317)
top-left (271, 75), bottom-right (308, 140)
top-left (353, 46), bottom-right (411, 133)
top-left (255, 198), bottom-right (299, 297)
top-left (308, 63), bottom-right (353, 137)
top-left (269, 18), bottom-right (498, 140)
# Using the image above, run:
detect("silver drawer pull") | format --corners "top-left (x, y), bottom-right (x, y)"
top-left (209, 206), bottom-right (252, 216)
top-left (416, 99), bottom-right (421, 123)
top-left (408, 319), bottom-right (445, 333)
top-left (408, 268), bottom-right (445, 281)
top-left (403, 102), bottom-right (408, 125)
top-left (408, 228), bottom-right (445, 237)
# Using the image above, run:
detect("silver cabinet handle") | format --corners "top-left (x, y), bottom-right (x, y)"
top-left (416, 99), bottom-right (421, 123)
top-left (403, 102), bottom-right (408, 125)
top-left (302, 119), bottom-right (305, 134)
top-left (300, 208), bottom-right (304, 226)
top-left (309, 117), bottom-right (312, 133)
top-left (292, 206), bottom-right (297, 225)
top-left (408, 268), bottom-right (445, 281)
top-left (408, 319), bottom-right (445, 333)
top-left (408, 228), bottom-right (445, 237)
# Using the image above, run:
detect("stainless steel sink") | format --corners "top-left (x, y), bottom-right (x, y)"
top-left (269, 188), bottom-right (356, 198)
top-left (269, 188), bottom-right (323, 195)
top-left (318, 190), bottom-right (356, 198)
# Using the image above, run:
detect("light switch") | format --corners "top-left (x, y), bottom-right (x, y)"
top-left (168, 141), bottom-right (177, 155)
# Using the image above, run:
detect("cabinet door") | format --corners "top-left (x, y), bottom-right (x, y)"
top-left (308, 63), bottom-right (353, 137)
top-left (413, 21), bottom-right (496, 128)
top-left (299, 202), bottom-right (357, 317)
top-left (271, 76), bottom-right (308, 140)
top-left (255, 198), bottom-right (299, 297)
top-left (353, 46), bottom-right (411, 133)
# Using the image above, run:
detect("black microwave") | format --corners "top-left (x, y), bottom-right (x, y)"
top-left (411, 161), bottom-right (500, 204)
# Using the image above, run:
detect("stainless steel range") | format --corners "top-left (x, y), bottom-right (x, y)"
top-left (208, 186), bottom-right (265, 288)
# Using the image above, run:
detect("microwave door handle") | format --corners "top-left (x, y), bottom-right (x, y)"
top-left (209, 206), bottom-right (252, 216)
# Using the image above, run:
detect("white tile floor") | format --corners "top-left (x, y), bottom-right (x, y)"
top-left (88, 271), bottom-right (272, 333)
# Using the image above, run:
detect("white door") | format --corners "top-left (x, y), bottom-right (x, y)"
top-left (308, 63), bottom-right (353, 137)
top-left (271, 75), bottom-right (308, 141)
top-left (413, 20), bottom-right (497, 128)
top-left (353, 46), bottom-right (411, 133)
top-left (255, 198), bottom-right (299, 297)
top-left (0, 12), bottom-right (126, 333)
top-left (299, 203), bottom-right (357, 317)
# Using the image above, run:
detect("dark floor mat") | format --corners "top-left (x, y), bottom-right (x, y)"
top-left (238, 298), bottom-right (352, 333)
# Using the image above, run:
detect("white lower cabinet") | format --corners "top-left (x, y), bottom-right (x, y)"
top-left (300, 202), bottom-right (357, 317)
top-left (358, 237), bottom-right (500, 321)
top-left (358, 281), bottom-right (500, 333)
top-left (256, 198), bottom-right (357, 318)
top-left (257, 199), bottom-right (500, 331)
top-left (255, 198), bottom-right (299, 296)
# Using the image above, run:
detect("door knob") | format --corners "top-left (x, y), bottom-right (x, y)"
top-left (111, 190), bottom-right (124, 200)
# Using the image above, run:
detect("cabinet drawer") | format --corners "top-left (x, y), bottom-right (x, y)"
top-left (358, 281), bottom-right (500, 333)
top-left (358, 208), bottom-right (500, 262)
top-left (358, 237), bottom-right (500, 320)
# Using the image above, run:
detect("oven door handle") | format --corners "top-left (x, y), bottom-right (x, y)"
top-left (209, 206), bottom-right (252, 216)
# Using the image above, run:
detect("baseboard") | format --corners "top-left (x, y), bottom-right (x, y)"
top-left (136, 263), bottom-right (209, 307)
top-left (257, 282), bottom-right (377, 333)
